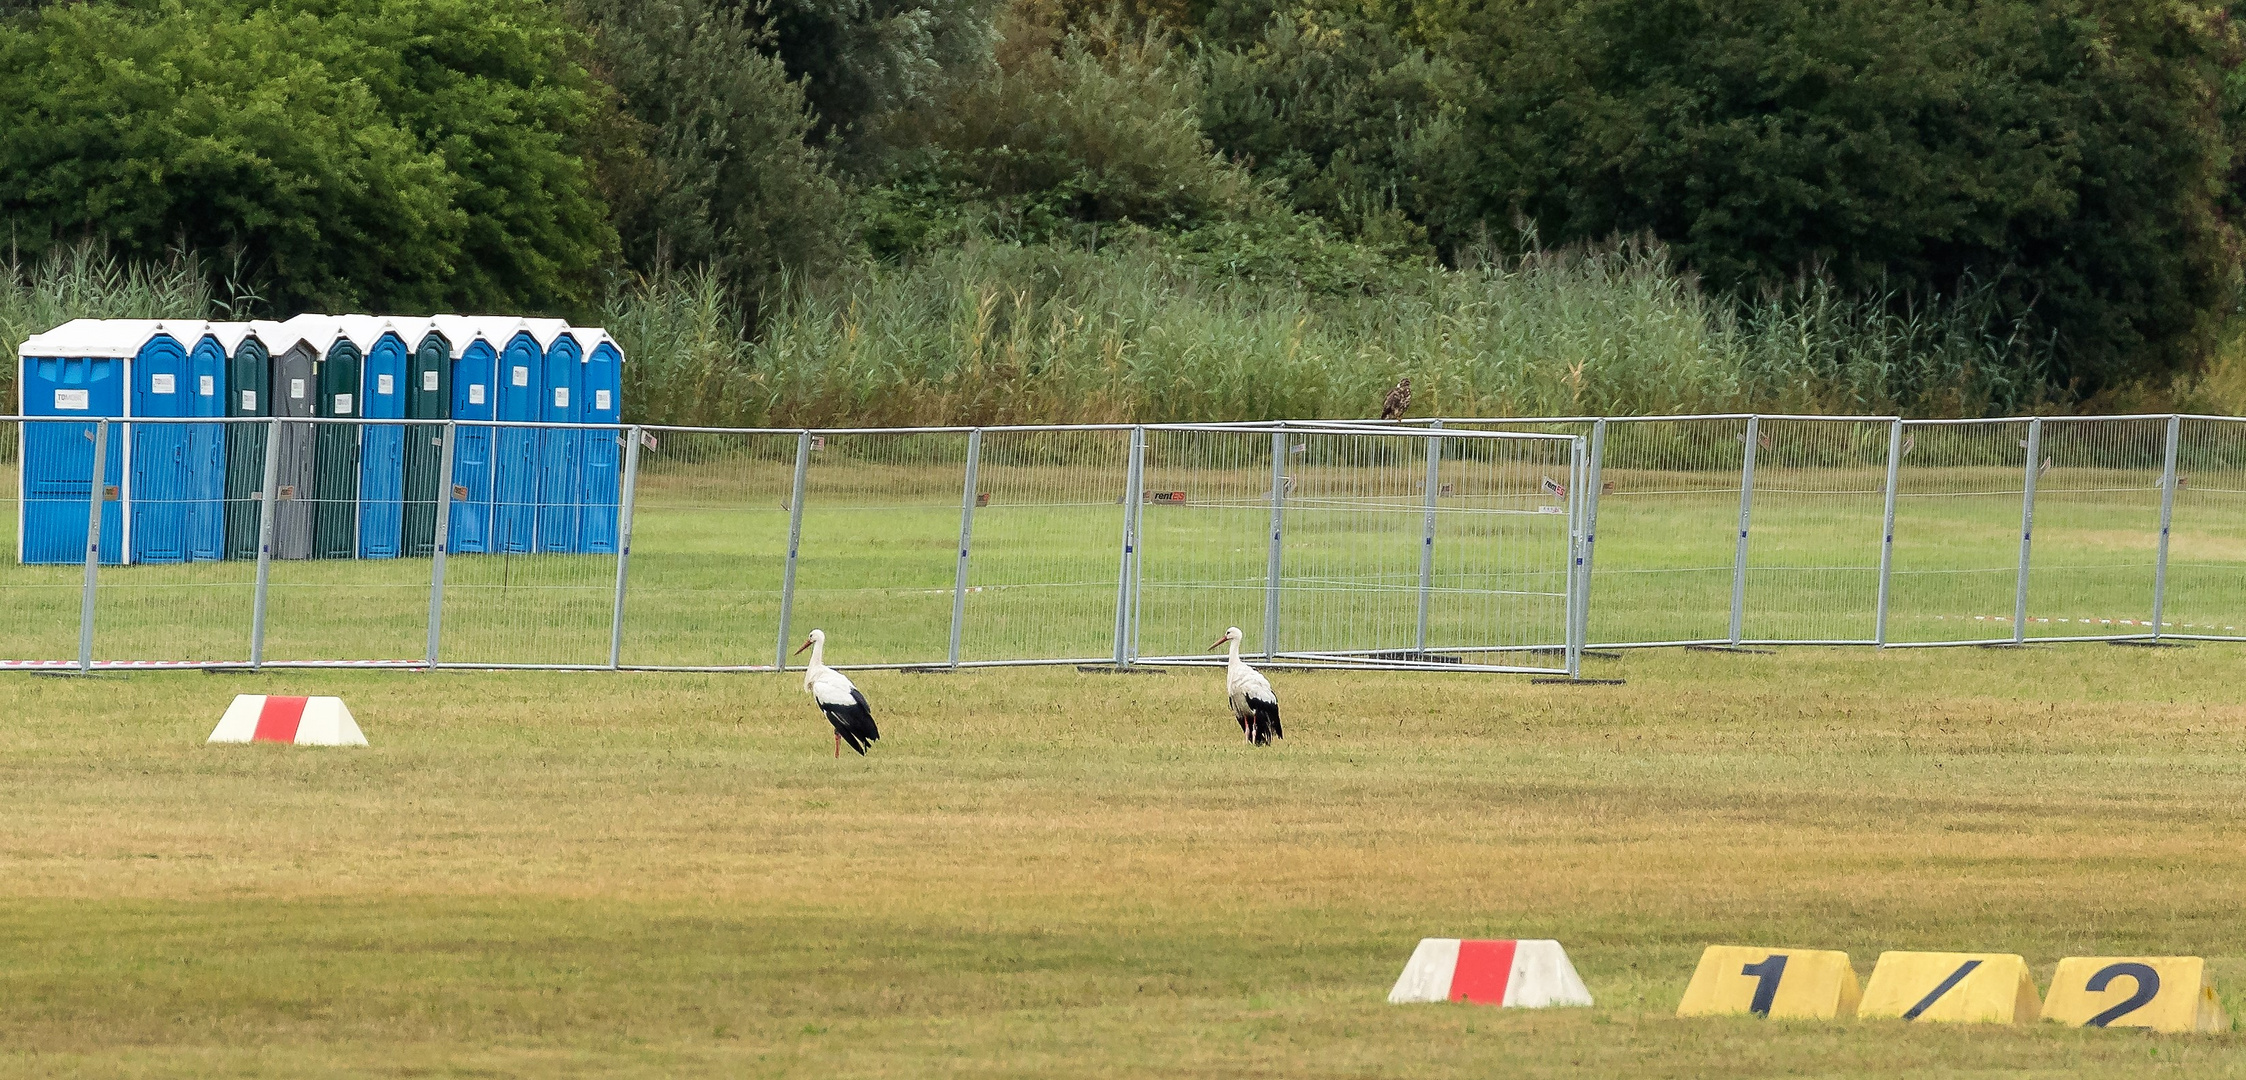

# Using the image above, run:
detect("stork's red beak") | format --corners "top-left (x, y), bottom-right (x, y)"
top-left (793, 639), bottom-right (813, 656)
top-left (1208, 636), bottom-right (1227, 651)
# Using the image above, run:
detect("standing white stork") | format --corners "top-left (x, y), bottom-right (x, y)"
top-left (793, 629), bottom-right (880, 757)
top-left (1209, 626), bottom-right (1282, 746)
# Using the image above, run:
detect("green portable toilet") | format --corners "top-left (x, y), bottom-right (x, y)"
top-left (403, 324), bottom-right (452, 557)
top-left (313, 323), bottom-right (364, 559)
top-left (220, 324), bottom-right (269, 560)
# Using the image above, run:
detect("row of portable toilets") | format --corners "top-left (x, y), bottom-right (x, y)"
top-left (16, 314), bottom-right (624, 564)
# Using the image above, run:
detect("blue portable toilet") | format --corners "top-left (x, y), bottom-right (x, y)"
top-left (124, 320), bottom-right (208, 564)
top-left (339, 315), bottom-right (423, 559)
top-left (487, 319), bottom-right (541, 554)
top-left (525, 319), bottom-right (582, 553)
top-left (17, 320), bottom-right (128, 564)
top-left (186, 324), bottom-right (247, 562)
top-left (577, 331), bottom-right (624, 554)
top-left (428, 315), bottom-right (497, 554)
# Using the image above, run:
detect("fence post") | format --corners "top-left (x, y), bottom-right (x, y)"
top-left (2152, 414), bottom-right (2181, 640)
top-left (1874, 419), bottom-right (1903, 646)
top-left (949, 428), bottom-right (982, 669)
top-left (251, 416), bottom-right (282, 670)
top-left (1265, 428), bottom-right (1287, 659)
top-left (1128, 427), bottom-right (1146, 664)
top-left (2013, 416), bottom-right (2043, 645)
top-left (1567, 435), bottom-right (1588, 678)
top-left (1113, 427), bottom-right (1144, 668)
top-left (775, 430), bottom-right (812, 670)
top-left (1729, 415), bottom-right (1760, 645)
top-left (77, 418), bottom-right (108, 673)
top-left (1415, 420), bottom-right (1444, 654)
top-left (423, 421), bottom-right (455, 668)
top-left (607, 426), bottom-right (643, 669)
top-left (1579, 419), bottom-right (1607, 654)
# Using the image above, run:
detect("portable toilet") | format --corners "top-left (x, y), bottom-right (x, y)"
top-left (338, 315), bottom-right (423, 559)
top-left (17, 319), bottom-right (128, 564)
top-left (429, 315), bottom-right (497, 554)
top-left (262, 316), bottom-right (335, 560)
top-left (222, 324), bottom-right (271, 561)
top-left (124, 320), bottom-right (207, 564)
top-left (310, 323), bottom-right (365, 560)
top-left (577, 330), bottom-right (624, 554)
top-left (184, 324), bottom-right (245, 562)
top-left (524, 319), bottom-right (581, 553)
top-left (402, 322), bottom-right (451, 557)
top-left (487, 319), bottom-right (540, 554)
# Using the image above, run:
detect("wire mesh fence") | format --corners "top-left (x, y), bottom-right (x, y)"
top-left (12, 413), bottom-right (2246, 672)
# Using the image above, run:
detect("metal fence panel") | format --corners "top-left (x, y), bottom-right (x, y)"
top-left (2023, 417), bottom-right (2166, 640)
top-left (1135, 427), bottom-right (1285, 660)
top-left (2164, 417), bottom-right (2246, 639)
top-left (90, 417), bottom-right (257, 664)
top-left (1886, 419), bottom-right (2030, 644)
top-left (788, 430), bottom-right (971, 667)
top-left (1135, 425), bottom-right (1573, 670)
top-left (437, 421), bottom-right (621, 665)
top-left (0, 419), bottom-right (84, 664)
top-left (960, 427), bottom-right (1132, 664)
top-left (618, 428), bottom-right (796, 668)
top-left (1742, 418), bottom-right (1889, 643)
top-left (1579, 417), bottom-right (1747, 646)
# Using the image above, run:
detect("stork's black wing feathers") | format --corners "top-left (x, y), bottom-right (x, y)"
top-left (821, 689), bottom-right (880, 756)
top-left (1247, 697), bottom-right (1282, 746)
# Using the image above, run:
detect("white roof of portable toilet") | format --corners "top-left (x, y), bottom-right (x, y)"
top-left (203, 322), bottom-right (259, 354)
top-left (19, 318), bottom-right (207, 359)
top-left (475, 316), bottom-right (531, 349)
top-left (333, 314), bottom-right (432, 356)
top-left (257, 315), bottom-right (341, 358)
top-left (424, 314), bottom-right (488, 359)
top-left (520, 317), bottom-right (573, 351)
top-left (572, 327), bottom-right (616, 358)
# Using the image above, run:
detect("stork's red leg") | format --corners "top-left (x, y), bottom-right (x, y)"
top-left (834, 731), bottom-right (840, 758)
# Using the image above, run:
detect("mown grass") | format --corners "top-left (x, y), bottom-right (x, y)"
top-left (4, 646), bottom-right (2246, 1077)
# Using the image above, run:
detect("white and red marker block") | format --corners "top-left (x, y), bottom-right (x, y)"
top-left (1387, 938), bottom-right (1593, 1007)
top-left (207, 695), bottom-right (367, 747)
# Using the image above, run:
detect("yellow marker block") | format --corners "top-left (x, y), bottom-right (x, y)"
top-left (1860, 952), bottom-right (2040, 1025)
top-left (1676, 946), bottom-right (1861, 1020)
top-left (2044, 957), bottom-right (2228, 1033)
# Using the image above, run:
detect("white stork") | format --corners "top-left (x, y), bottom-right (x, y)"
top-left (1209, 626), bottom-right (1282, 746)
top-left (793, 629), bottom-right (880, 757)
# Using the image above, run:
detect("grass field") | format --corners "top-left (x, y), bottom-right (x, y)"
top-left (5, 645), bottom-right (2246, 1077)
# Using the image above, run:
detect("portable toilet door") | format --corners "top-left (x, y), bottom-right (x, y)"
top-left (223, 329), bottom-right (271, 561)
top-left (269, 332), bottom-right (322, 560)
top-left (533, 325), bottom-right (583, 553)
top-left (127, 322), bottom-right (202, 564)
top-left (345, 317), bottom-right (412, 559)
top-left (17, 321), bottom-right (126, 564)
top-left (185, 328), bottom-right (230, 561)
top-left (402, 327), bottom-right (450, 557)
top-left (434, 315), bottom-right (496, 555)
top-left (490, 323), bottom-right (540, 554)
top-left (312, 331), bottom-right (363, 559)
top-left (578, 333), bottom-right (623, 554)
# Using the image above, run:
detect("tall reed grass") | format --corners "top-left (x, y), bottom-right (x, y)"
top-left (3, 236), bottom-right (2052, 427)
top-left (606, 235), bottom-right (2053, 427)
top-left (0, 241), bottom-right (215, 411)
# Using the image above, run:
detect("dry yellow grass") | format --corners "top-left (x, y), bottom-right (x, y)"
top-left (5, 646), bottom-right (2246, 1077)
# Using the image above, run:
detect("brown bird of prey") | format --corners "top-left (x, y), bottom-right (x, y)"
top-left (1380, 377), bottom-right (1412, 421)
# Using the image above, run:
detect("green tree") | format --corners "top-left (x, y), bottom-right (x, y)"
top-left (0, 0), bottom-right (614, 316)
top-left (575, 0), bottom-right (852, 316)
top-left (1201, 0), bottom-right (2241, 393)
